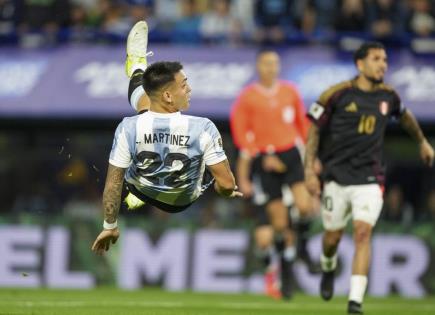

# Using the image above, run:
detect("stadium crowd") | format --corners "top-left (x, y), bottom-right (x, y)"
top-left (1, 0), bottom-right (435, 47)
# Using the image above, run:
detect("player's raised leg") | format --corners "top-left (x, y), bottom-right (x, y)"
top-left (124, 21), bottom-right (152, 209)
top-left (126, 20), bottom-right (152, 112)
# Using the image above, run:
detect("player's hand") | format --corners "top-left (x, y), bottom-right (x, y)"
top-left (238, 178), bottom-right (253, 197)
top-left (262, 155), bottom-right (287, 173)
top-left (305, 172), bottom-right (321, 197)
top-left (420, 139), bottom-right (434, 167)
top-left (91, 228), bottom-right (120, 255)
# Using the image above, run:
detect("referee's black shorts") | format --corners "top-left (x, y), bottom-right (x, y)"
top-left (252, 146), bottom-right (304, 202)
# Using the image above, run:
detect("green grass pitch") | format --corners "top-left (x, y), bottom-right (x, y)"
top-left (0, 288), bottom-right (434, 315)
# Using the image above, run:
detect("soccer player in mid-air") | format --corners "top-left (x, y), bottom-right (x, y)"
top-left (304, 42), bottom-right (434, 314)
top-left (92, 21), bottom-right (242, 254)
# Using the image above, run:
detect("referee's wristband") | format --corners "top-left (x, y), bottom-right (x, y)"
top-left (103, 220), bottom-right (118, 230)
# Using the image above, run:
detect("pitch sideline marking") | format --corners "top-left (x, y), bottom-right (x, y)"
top-left (1, 300), bottom-right (434, 311)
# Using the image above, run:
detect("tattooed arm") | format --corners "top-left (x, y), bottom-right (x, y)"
top-left (91, 163), bottom-right (126, 255)
top-left (103, 164), bottom-right (126, 223)
top-left (208, 159), bottom-right (243, 198)
top-left (400, 109), bottom-right (434, 167)
top-left (304, 124), bottom-right (321, 196)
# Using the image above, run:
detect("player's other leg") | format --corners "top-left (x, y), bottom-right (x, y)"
top-left (319, 181), bottom-right (348, 301)
top-left (347, 220), bottom-right (372, 314)
top-left (126, 20), bottom-right (152, 112)
top-left (320, 229), bottom-right (343, 301)
top-left (347, 184), bottom-right (383, 314)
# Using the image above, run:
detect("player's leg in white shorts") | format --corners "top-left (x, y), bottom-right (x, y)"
top-left (347, 184), bottom-right (383, 226)
top-left (321, 181), bottom-right (352, 231)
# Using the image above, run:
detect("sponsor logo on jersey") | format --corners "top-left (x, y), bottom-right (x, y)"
top-left (345, 102), bottom-right (358, 112)
top-left (379, 101), bottom-right (389, 115)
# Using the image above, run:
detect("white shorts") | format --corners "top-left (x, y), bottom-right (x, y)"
top-left (321, 181), bottom-right (384, 231)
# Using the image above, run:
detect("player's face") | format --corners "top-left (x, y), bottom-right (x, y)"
top-left (358, 48), bottom-right (388, 84)
top-left (170, 70), bottom-right (191, 111)
top-left (256, 52), bottom-right (280, 82)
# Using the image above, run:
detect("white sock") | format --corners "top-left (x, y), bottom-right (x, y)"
top-left (320, 253), bottom-right (337, 272)
top-left (349, 275), bottom-right (367, 304)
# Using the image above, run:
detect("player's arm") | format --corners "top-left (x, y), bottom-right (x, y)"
top-left (208, 159), bottom-right (243, 198)
top-left (102, 164), bottom-right (126, 224)
top-left (91, 163), bottom-right (125, 255)
top-left (399, 109), bottom-right (434, 167)
top-left (304, 124), bottom-right (321, 196)
top-left (304, 99), bottom-right (327, 196)
top-left (303, 84), bottom-right (339, 195)
top-left (203, 119), bottom-right (242, 198)
top-left (92, 118), bottom-right (132, 255)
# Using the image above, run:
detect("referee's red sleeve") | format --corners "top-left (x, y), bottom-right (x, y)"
top-left (230, 96), bottom-right (257, 156)
top-left (294, 89), bottom-right (310, 142)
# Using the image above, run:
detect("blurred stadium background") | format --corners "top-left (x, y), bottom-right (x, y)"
top-left (1, 0), bottom-right (435, 313)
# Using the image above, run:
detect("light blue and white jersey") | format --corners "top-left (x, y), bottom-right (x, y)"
top-left (109, 111), bottom-right (227, 206)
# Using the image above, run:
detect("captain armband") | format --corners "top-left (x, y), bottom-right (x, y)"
top-left (308, 102), bottom-right (325, 120)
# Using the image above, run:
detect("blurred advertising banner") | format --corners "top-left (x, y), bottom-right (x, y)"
top-left (0, 224), bottom-right (433, 297)
top-left (0, 45), bottom-right (434, 121)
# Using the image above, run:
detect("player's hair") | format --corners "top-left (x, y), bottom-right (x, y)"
top-left (353, 42), bottom-right (385, 64)
top-left (143, 61), bottom-right (183, 95)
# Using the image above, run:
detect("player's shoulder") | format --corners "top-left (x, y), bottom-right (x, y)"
top-left (182, 114), bottom-right (214, 126)
top-left (119, 114), bottom-right (139, 128)
top-left (121, 114), bottom-right (140, 122)
top-left (182, 115), bottom-right (219, 137)
top-left (377, 83), bottom-right (399, 95)
top-left (318, 80), bottom-right (353, 106)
